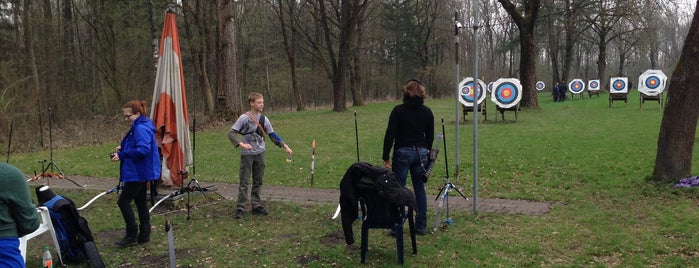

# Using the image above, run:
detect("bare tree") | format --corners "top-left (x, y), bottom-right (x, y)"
top-left (268, 0), bottom-right (305, 111)
top-left (217, 0), bottom-right (243, 118)
top-left (498, 0), bottom-right (541, 108)
top-left (183, 0), bottom-right (217, 116)
top-left (652, 3), bottom-right (699, 182)
top-left (304, 0), bottom-right (368, 112)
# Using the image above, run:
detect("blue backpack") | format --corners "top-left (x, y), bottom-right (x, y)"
top-left (43, 195), bottom-right (90, 263)
top-left (36, 186), bottom-right (105, 267)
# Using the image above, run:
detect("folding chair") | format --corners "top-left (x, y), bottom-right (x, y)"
top-left (358, 183), bottom-right (417, 265)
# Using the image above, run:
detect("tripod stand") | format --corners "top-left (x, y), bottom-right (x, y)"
top-left (433, 117), bottom-right (467, 231)
top-left (148, 169), bottom-right (219, 218)
top-left (30, 108), bottom-right (85, 187)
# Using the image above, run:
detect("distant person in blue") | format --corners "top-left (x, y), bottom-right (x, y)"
top-left (552, 82), bottom-right (560, 102)
top-left (111, 100), bottom-right (161, 247)
top-left (382, 79), bottom-right (434, 235)
top-left (558, 80), bottom-right (567, 102)
top-left (0, 163), bottom-right (40, 267)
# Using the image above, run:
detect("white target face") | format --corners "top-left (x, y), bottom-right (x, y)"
top-left (535, 81), bottom-right (545, 91)
top-left (458, 77), bottom-right (487, 107)
top-left (491, 78), bottom-right (522, 109)
top-left (638, 70), bottom-right (667, 96)
top-left (588, 80), bottom-right (600, 91)
top-left (568, 79), bottom-right (585, 94)
top-left (609, 77), bottom-right (628, 93)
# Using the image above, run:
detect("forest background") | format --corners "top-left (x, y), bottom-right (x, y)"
top-left (0, 0), bottom-right (695, 154)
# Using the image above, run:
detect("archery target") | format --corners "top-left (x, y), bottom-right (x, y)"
top-left (536, 81), bottom-right (545, 91)
top-left (491, 78), bottom-right (522, 108)
top-left (568, 79), bottom-right (585, 94)
top-left (588, 79), bottom-right (600, 91)
top-left (487, 82), bottom-right (494, 94)
top-left (638, 70), bottom-right (667, 96)
top-left (609, 77), bottom-right (628, 93)
top-left (458, 77), bottom-right (487, 107)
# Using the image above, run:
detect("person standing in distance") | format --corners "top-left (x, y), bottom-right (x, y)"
top-left (0, 163), bottom-right (40, 267)
top-left (382, 79), bottom-right (434, 235)
top-left (111, 100), bottom-right (161, 247)
top-left (228, 92), bottom-right (293, 219)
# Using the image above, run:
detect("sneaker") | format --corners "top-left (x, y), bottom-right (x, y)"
top-left (252, 206), bottom-right (268, 216)
top-left (235, 208), bottom-right (244, 219)
top-left (114, 237), bottom-right (137, 247)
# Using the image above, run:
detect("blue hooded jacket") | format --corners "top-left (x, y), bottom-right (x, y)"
top-left (118, 115), bottom-right (161, 182)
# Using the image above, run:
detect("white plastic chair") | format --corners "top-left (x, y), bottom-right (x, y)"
top-left (19, 206), bottom-right (64, 266)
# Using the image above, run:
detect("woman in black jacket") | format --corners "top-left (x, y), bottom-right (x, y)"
top-left (382, 79), bottom-right (434, 235)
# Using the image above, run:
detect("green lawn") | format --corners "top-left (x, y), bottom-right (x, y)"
top-left (15, 90), bottom-right (699, 267)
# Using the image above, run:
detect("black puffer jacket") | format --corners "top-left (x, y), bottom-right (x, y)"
top-left (339, 162), bottom-right (416, 245)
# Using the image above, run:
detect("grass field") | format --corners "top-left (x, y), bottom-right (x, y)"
top-left (13, 90), bottom-right (699, 267)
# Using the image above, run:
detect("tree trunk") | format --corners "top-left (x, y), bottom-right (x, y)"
top-left (498, 0), bottom-right (540, 108)
top-left (652, 8), bottom-right (699, 182)
top-left (350, 16), bottom-right (364, 107)
top-left (184, 0), bottom-right (216, 116)
top-left (597, 37), bottom-right (607, 90)
top-left (217, 0), bottom-right (242, 118)
top-left (276, 0), bottom-right (304, 111)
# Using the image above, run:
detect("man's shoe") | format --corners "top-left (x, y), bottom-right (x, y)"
top-left (252, 206), bottom-right (268, 216)
top-left (235, 208), bottom-right (244, 219)
top-left (416, 229), bottom-right (427, 235)
top-left (114, 237), bottom-right (137, 247)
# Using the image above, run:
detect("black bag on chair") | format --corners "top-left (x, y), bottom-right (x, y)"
top-left (36, 186), bottom-right (105, 268)
top-left (338, 162), bottom-right (418, 265)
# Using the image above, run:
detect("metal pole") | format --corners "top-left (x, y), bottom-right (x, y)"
top-left (471, 0), bottom-right (480, 214)
top-left (454, 12), bottom-right (461, 183)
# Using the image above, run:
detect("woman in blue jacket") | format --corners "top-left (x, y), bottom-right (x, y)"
top-left (111, 100), bottom-right (161, 247)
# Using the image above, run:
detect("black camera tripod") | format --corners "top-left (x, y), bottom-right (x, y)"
top-left (30, 108), bottom-right (85, 187)
top-left (433, 117), bottom-right (467, 231)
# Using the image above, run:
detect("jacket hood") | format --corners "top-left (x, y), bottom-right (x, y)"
top-left (133, 115), bottom-right (156, 132)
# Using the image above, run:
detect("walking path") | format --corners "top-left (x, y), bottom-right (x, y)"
top-left (33, 176), bottom-right (553, 216)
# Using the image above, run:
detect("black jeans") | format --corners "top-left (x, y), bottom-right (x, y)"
top-left (117, 181), bottom-right (150, 237)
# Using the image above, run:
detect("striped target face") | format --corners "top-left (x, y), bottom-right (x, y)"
top-left (536, 81), bottom-right (545, 91)
top-left (588, 80), bottom-right (600, 91)
top-left (568, 79), bottom-right (585, 94)
top-left (490, 78), bottom-right (522, 108)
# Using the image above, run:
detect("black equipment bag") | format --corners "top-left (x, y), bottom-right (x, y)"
top-left (37, 187), bottom-right (105, 268)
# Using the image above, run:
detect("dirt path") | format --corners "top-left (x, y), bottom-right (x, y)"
top-left (28, 175), bottom-right (553, 215)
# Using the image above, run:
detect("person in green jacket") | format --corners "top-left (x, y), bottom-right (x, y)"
top-left (0, 162), bottom-right (40, 267)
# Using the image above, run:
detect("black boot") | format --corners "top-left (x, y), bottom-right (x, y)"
top-left (115, 225), bottom-right (138, 247)
top-left (138, 224), bottom-right (151, 244)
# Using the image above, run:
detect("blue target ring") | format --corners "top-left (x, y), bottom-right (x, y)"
top-left (612, 79), bottom-right (626, 91)
top-left (570, 81), bottom-right (584, 93)
top-left (590, 81), bottom-right (599, 89)
top-left (645, 76), bottom-right (661, 89)
top-left (460, 82), bottom-right (482, 103)
top-left (495, 82), bottom-right (519, 105)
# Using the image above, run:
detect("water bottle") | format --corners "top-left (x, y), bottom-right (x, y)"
top-left (42, 246), bottom-right (53, 268)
